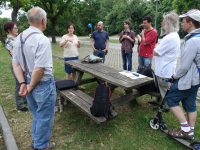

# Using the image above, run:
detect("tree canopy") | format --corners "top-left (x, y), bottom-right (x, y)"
top-left (0, 0), bottom-right (199, 43)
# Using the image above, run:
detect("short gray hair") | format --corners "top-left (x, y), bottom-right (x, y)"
top-left (27, 7), bottom-right (47, 23)
top-left (98, 21), bottom-right (103, 25)
top-left (160, 11), bottom-right (179, 37)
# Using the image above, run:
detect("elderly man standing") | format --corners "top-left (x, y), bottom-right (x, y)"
top-left (165, 9), bottom-right (200, 140)
top-left (154, 12), bottom-right (180, 101)
top-left (91, 21), bottom-right (109, 63)
top-left (12, 7), bottom-right (56, 150)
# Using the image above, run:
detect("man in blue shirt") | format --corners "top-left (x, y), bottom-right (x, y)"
top-left (91, 21), bottom-right (109, 63)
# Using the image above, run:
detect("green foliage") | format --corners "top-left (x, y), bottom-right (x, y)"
top-left (105, 0), bottom-right (129, 34)
top-left (17, 13), bottom-right (29, 33)
top-left (0, 17), bottom-right (10, 43)
top-left (2, 0), bottom-right (200, 37)
top-left (105, 0), bottom-right (155, 35)
top-left (173, 0), bottom-right (200, 14)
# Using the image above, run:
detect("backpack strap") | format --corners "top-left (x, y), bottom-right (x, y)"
top-left (20, 32), bottom-right (40, 77)
top-left (81, 55), bottom-right (90, 63)
top-left (190, 33), bottom-right (200, 74)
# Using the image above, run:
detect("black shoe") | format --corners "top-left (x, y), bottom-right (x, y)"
top-left (17, 107), bottom-right (28, 112)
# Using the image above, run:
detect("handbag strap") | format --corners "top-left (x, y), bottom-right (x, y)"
top-left (20, 32), bottom-right (40, 77)
top-left (81, 55), bottom-right (90, 63)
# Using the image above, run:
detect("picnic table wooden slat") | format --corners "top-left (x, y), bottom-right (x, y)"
top-left (66, 60), bottom-right (153, 89)
top-left (69, 89), bottom-right (93, 105)
top-left (60, 89), bottom-right (107, 123)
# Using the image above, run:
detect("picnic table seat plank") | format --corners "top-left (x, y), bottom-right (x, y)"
top-left (60, 89), bottom-right (117, 123)
top-left (70, 89), bottom-right (93, 105)
top-left (74, 89), bottom-right (118, 117)
top-left (66, 60), bottom-right (153, 89)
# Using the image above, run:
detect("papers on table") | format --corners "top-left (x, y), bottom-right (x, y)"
top-left (119, 71), bottom-right (146, 79)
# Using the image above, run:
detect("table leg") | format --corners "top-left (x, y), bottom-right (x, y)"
top-left (74, 70), bottom-right (84, 85)
top-left (109, 84), bottom-right (117, 93)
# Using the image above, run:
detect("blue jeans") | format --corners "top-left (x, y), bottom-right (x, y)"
top-left (122, 50), bottom-right (132, 71)
top-left (137, 56), bottom-right (152, 71)
top-left (26, 77), bottom-right (56, 149)
top-left (93, 50), bottom-right (105, 63)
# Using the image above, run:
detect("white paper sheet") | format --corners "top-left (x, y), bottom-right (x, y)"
top-left (119, 71), bottom-right (146, 79)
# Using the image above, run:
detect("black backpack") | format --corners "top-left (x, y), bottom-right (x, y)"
top-left (137, 65), bottom-right (153, 78)
top-left (90, 83), bottom-right (114, 119)
top-left (136, 68), bottom-right (160, 93)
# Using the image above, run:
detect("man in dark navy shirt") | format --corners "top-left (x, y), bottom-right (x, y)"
top-left (91, 21), bottom-right (109, 63)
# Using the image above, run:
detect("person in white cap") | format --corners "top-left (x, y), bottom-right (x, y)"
top-left (165, 9), bottom-right (200, 140)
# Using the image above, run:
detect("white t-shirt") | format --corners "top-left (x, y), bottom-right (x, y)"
top-left (60, 34), bottom-right (79, 58)
top-left (154, 32), bottom-right (180, 78)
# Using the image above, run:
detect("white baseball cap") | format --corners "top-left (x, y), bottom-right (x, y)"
top-left (179, 9), bottom-right (200, 22)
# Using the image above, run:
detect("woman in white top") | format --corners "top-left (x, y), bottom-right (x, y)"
top-left (60, 23), bottom-right (80, 80)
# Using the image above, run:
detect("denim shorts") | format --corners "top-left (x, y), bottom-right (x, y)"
top-left (165, 80), bottom-right (199, 112)
top-left (64, 57), bottom-right (78, 73)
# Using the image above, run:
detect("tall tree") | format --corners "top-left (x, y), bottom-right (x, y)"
top-left (11, 0), bottom-right (20, 22)
top-left (33, 0), bottom-right (73, 43)
top-left (0, 0), bottom-right (30, 22)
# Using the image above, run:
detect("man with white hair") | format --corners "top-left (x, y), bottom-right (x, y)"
top-left (12, 7), bottom-right (56, 150)
top-left (165, 9), bottom-right (200, 140)
top-left (91, 21), bottom-right (109, 63)
top-left (154, 11), bottom-right (180, 101)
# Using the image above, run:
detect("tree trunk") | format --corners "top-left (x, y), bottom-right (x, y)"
top-left (11, 0), bottom-right (20, 23)
top-left (50, 18), bottom-right (56, 43)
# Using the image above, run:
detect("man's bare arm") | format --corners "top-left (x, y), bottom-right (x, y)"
top-left (28, 67), bottom-right (44, 92)
top-left (90, 38), bottom-right (96, 51)
top-left (105, 40), bottom-right (109, 51)
top-left (12, 62), bottom-right (25, 83)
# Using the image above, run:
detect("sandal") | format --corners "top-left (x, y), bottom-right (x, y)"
top-left (168, 128), bottom-right (194, 140)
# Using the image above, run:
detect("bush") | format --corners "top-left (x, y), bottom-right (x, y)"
top-left (0, 18), bottom-right (10, 44)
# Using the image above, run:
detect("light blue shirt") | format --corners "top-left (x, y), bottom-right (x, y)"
top-left (12, 26), bottom-right (53, 81)
top-left (174, 28), bottom-right (200, 90)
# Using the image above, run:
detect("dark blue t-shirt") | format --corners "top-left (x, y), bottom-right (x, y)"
top-left (91, 30), bottom-right (109, 50)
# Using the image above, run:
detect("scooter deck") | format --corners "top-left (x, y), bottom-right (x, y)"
top-left (162, 129), bottom-right (195, 149)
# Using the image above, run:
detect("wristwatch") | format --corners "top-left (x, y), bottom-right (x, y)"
top-left (19, 81), bottom-right (26, 86)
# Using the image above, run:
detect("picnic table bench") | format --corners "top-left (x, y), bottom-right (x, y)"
top-left (59, 89), bottom-right (117, 123)
top-left (59, 60), bottom-right (154, 124)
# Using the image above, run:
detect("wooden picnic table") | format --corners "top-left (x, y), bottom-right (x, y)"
top-left (60, 60), bottom-right (154, 124)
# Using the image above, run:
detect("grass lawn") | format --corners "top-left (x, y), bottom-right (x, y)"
top-left (0, 42), bottom-right (200, 150)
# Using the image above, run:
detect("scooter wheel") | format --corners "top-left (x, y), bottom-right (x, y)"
top-left (150, 119), bottom-right (159, 130)
top-left (191, 142), bottom-right (200, 150)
